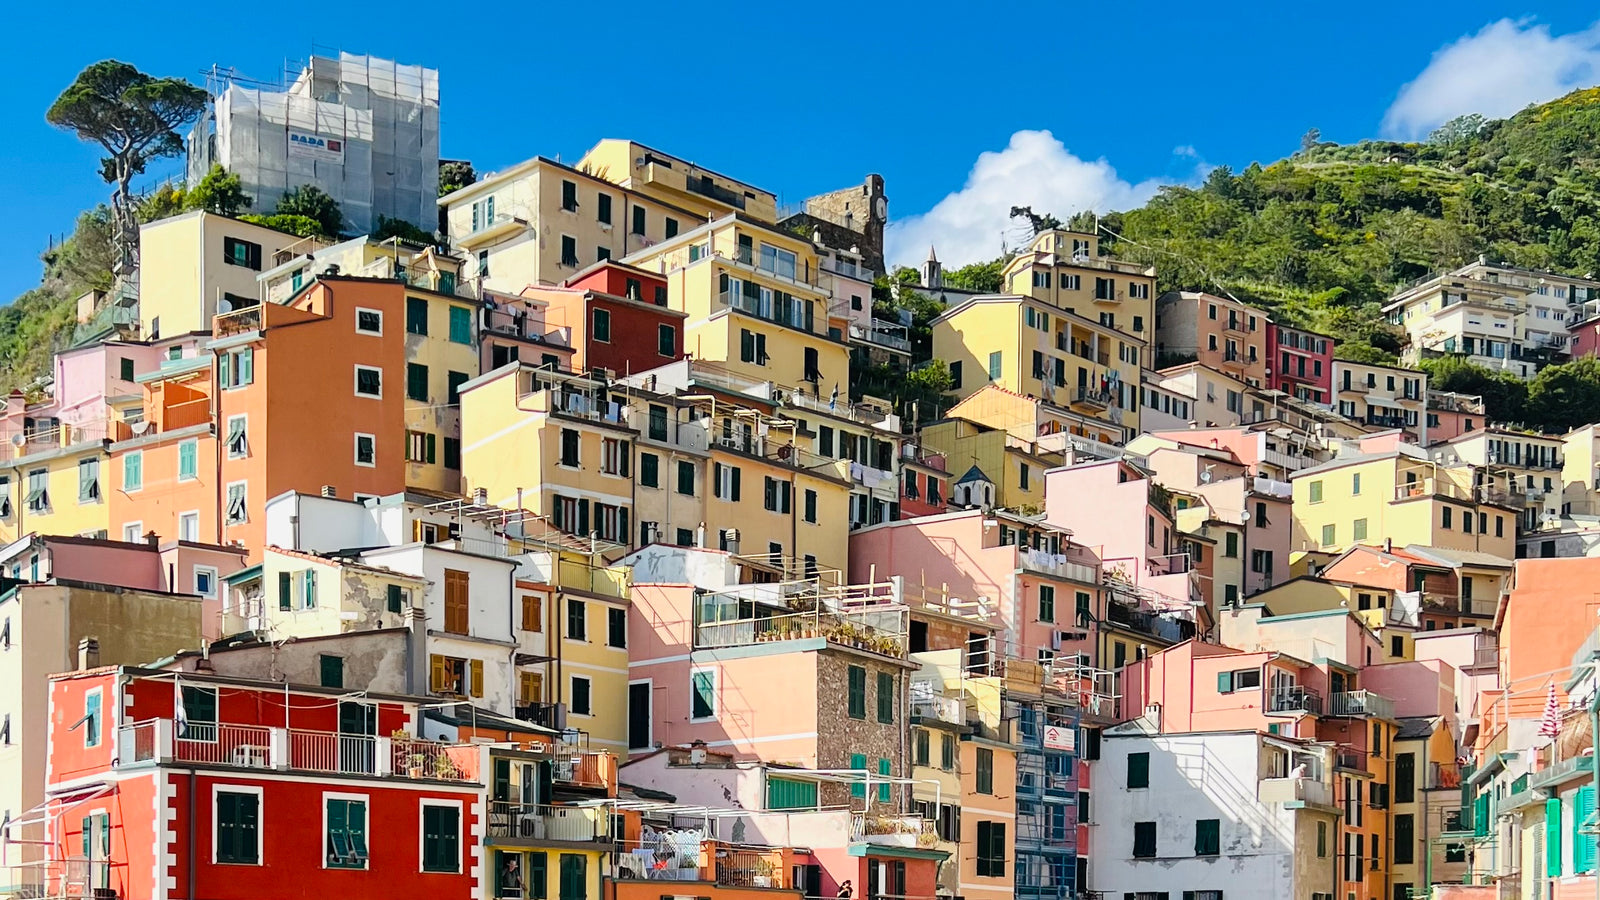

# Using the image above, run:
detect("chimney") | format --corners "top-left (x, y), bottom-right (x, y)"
top-left (403, 605), bottom-right (428, 696)
top-left (144, 530), bottom-right (159, 547)
top-left (321, 485), bottom-right (337, 498)
top-left (1384, 538), bottom-right (1393, 554)
top-left (77, 637), bottom-right (100, 671)
top-left (688, 739), bottom-right (708, 766)
top-left (473, 487), bottom-right (488, 506)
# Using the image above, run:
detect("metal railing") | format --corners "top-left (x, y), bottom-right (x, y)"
top-left (118, 719), bottom-right (474, 781)
top-left (1018, 547), bottom-right (1099, 584)
top-left (1328, 690), bottom-right (1395, 720)
top-left (849, 813), bottom-right (939, 848)
top-left (486, 802), bottom-right (610, 842)
top-left (910, 693), bottom-right (963, 726)
top-left (1266, 686), bottom-right (1324, 715)
top-left (1260, 776), bottom-right (1334, 807)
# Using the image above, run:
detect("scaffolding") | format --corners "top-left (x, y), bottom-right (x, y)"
top-left (189, 53), bottom-right (439, 235)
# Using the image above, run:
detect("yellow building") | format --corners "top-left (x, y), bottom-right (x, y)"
top-left (1000, 229), bottom-right (1156, 364)
top-left (931, 295), bottom-right (1140, 440)
top-left (535, 548), bottom-right (632, 751)
top-left (137, 211), bottom-right (304, 338)
top-left (1562, 422), bottom-right (1600, 515)
top-left (625, 214), bottom-right (852, 398)
top-left (0, 425), bottom-right (112, 544)
top-left (260, 237), bottom-right (484, 494)
top-left (1436, 426), bottom-right (1565, 532)
top-left (576, 139), bottom-right (779, 224)
top-left (1389, 716), bottom-right (1467, 895)
top-left (459, 365), bottom-right (635, 544)
top-left (919, 417), bottom-right (1057, 514)
top-left (1331, 360), bottom-right (1428, 444)
top-left (1289, 448), bottom-right (1517, 558)
top-left (942, 383), bottom-right (1127, 461)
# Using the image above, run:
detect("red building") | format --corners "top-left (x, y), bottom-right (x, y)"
top-left (899, 452), bottom-right (949, 519)
top-left (521, 260), bottom-right (688, 379)
top-left (1264, 321), bottom-right (1334, 404)
top-left (30, 667), bottom-right (480, 900)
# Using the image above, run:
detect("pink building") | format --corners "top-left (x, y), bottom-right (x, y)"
top-left (1044, 459), bottom-right (1201, 609)
top-left (1264, 321), bottom-right (1334, 404)
top-left (848, 508), bottom-right (1103, 665)
top-left (1120, 640), bottom-right (1324, 740)
top-left (1425, 391), bottom-right (1485, 445)
top-left (0, 533), bottom-right (248, 640)
top-left (622, 546), bottom-right (912, 775)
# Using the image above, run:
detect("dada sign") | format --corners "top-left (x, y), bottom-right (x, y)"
top-left (288, 130), bottom-right (345, 163)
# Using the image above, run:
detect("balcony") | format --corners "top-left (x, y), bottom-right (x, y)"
top-left (784, 389), bottom-right (901, 431)
top-left (117, 718), bottom-right (476, 782)
top-left (849, 813), bottom-right (939, 849)
top-left (1429, 762), bottom-right (1464, 790)
top-left (1260, 776), bottom-right (1335, 809)
top-left (457, 212), bottom-right (525, 249)
top-left (1328, 690), bottom-right (1395, 719)
top-left (1070, 386), bottom-right (1113, 412)
top-left (617, 838), bottom-right (794, 888)
top-left (910, 693), bottom-right (964, 727)
top-left (1529, 754), bottom-right (1594, 790)
top-left (849, 321), bottom-right (912, 354)
top-left (1265, 686), bottom-right (1324, 716)
top-left (486, 802), bottom-right (611, 844)
top-left (0, 420), bottom-right (111, 463)
top-left (1334, 751), bottom-right (1366, 773)
top-left (1018, 546), bottom-right (1099, 584)
top-left (549, 744), bottom-right (617, 790)
top-left (695, 598), bottom-right (909, 659)
top-left (1104, 600), bottom-right (1196, 644)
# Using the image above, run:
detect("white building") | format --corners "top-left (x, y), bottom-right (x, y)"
top-left (188, 53), bottom-right (440, 235)
top-left (1094, 728), bottom-right (1339, 900)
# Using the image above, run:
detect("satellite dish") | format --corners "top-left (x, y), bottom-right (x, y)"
top-left (9, 433), bottom-right (24, 447)
top-left (1200, 470), bottom-right (1213, 484)
top-left (130, 421), bottom-right (151, 436)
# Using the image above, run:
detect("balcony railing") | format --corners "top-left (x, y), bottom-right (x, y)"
top-left (1335, 751), bottom-right (1365, 772)
top-left (1072, 387), bottom-right (1113, 410)
top-left (1328, 690), bottom-right (1395, 720)
top-left (1265, 686), bottom-right (1324, 716)
top-left (1104, 600), bottom-right (1196, 644)
top-left (1260, 776), bottom-right (1334, 807)
top-left (118, 718), bottom-right (475, 782)
top-left (910, 693), bottom-right (963, 726)
top-left (486, 802), bottom-right (610, 842)
top-left (849, 813), bottom-right (939, 849)
top-left (850, 321), bottom-right (911, 353)
top-left (1018, 547), bottom-right (1099, 584)
top-left (1429, 762), bottom-right (1463, 790)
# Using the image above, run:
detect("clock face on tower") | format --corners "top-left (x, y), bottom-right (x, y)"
top-left (874, 197), bottom-right (887, 221)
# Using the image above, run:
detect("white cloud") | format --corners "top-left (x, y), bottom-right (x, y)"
top-left (1383, 18), bottom-right (1600, 139)
top-left (885, 130), bottom-right (1170, 271)
top-left (1173, 144), bottom-right (1198, 158)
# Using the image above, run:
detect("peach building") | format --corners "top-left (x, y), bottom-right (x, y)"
top-left (110, 278), bottom-right (414, 557)
top-left (1154, 291), bottom-right (1271, 386)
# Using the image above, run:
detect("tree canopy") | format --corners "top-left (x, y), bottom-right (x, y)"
top-left (273, 185), bottom-right (344, 238)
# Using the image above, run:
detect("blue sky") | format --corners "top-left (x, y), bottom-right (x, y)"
top-left (2, 2), bottom-right (1598, 302)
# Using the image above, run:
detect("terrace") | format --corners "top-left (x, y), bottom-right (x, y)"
top-left (117, 717), bottom-right (477, 782)
top-left (693, 578), bottom-right (909, 659)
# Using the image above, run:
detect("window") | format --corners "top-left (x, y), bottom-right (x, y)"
top-left (441, 569), bottom-right (469, 634)
top-left (738, 329), bottom-right (767, 365)
top-left (664, 217), bottom-right (679, 238)
top-left (877, 672), bottom-right (895, 723)
top-left (976, 746), bottom-right (994, 794)
top-left (353, 433), bottom-right (376, 467)
top-left (325, 796), bottom-right (369, 869)
top-left (1224, 531), bottom-right (1239, 557)
top-left (560, 429), bottom-right (580, 468)
top-left (803, 489), bottom-right (818, 523)
top-left (447, 306), bottom-right (473, 344)
top-left (82, 690), bottom-right (102, 747)
top-left (1309, 480), bottom-right (1323, 503)
top-left (219, 347), bottom-right (253, 389)
top-left (121, 452), bottom-right (143, 494)
top-left (691, 669), bottom-right (716, 720)
top-left (1133, 821), bottom-right (1157, 858)
top-left (676, 460), bottom-right (695, 496)
top-left (178, 439), bottom-right (198, 481)
top-left (471, 195), bottom-right (496, 231)
top-left (1442, 507), bottom-right (1453, 529)
top-left (560, 236), bottom-right (578, 267)
top-left (940, 733), bottom-right (955, 770)
top-left (319, 654), bottom-right (344, 688)
top-left (949, 361), bottom-right (962, 389)
top-left (657, 324), bottom-right (675, 357)
top-left (119, 357), bottom-right (134, 381)
top-left (975, 821), bottom-right (1006, 876)
top-left (561, 180), bottom-right (578, 211)
top-left (1019, 462), bottom-right (1030, 491)
top-left (988, 351), bottom-right (1002, 380)
top-left (355, 308), bottom-right (382, 335)
top-left (387, 584), bottom-right (408, 615)
top-left (302, 569), bottom-right (318, 609)
top-left (639, 453), bottom-right (659, 488)
top-left (225, 482), bottom-right (248, 525)
top-left (226, 416), bottom-right (249, 459)
top-left (1321, 523), bottom-right (1336, 546)
top-left (592, 308), bottom-right (611, 343)
top-left (354, 365), bottom-right (382, 398)
top-left (570, 676), bottom-right (592, 716)
top-left (421, 803), bottom-right (461, 873)
top-left (78, 458), bottom-right (99, 504)
top-left (1393, 814), bottom-right (1414, 865)
top-left (762, 476), bottom-right (791, 513)
top-left (224, 237), bottom-right (262, 270)
top-left (1038, 585), bottom-right (1055, 622)
top-left (631, 205), bottom-right (646, 236)
top-left (1352, 472), bottom-right (1362, 495)
top-left (1128, 751), bottom-right (1150, 788)
top-left (1317, 821), bottom-right (1327, 858)
top-left (847, 666), bottom-right (866, 719)
top-left (607, 607), bottom-right (627, 648)
top-left (193, 566), bottom-right (217, 598)
top-left (596, 193), bottom-right (612, 225)
top-left (407, 296), bottom-right (429, 334)
top-left (600, 438), bottom-right (629, 476)
top-left (407, 431), bottom-right (437, 464)
top-left (566, 598), bottom-right (586, 641)
top-left (558, 853), bottom-right (586, 900)
top-left (179, 511), bottom-right (199, 542)
top-left (1195, 818), bottom-right (1220, 855)
top-left (215, 789), bottom-right (260, 864)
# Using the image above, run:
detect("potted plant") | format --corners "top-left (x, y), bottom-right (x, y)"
top-left (433, 752), bottom-right (462, 780)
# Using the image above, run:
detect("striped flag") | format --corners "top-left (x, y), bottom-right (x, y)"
top-left (1538, 683), bottom-right (1562, 740)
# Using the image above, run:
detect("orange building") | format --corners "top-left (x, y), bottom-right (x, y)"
top-left (111, 278), bottom-right (412, 555)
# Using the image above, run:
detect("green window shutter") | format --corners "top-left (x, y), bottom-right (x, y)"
top-left (559, 853), bottom-right (586, 900)
top-left (877, 672), bottom-right (894, 723)
top-left (1576, 786), bottom-right (1596, 873)
top-left (1195, 819), bottom-right (1219, 855)
top-left (1549, 796), bottom-right (1564, 877)
top-left (528, 852), bottom-right (549, 900)
top-left (422, 805), bottom-right (460, 872)
top-left (877, 759), bottom-right (891, 803)
top-left (1129, 752), bottom-right (1150, 789)
top-left (850, 753), bottom-right (867, 799)
top-left (1475, 793), bottom-right (1490, 837)
top-left (408, 363), bottom-right (429, 401)
top-left (387, 583), bottom-right (403, 613)
top-left (449, 306), bottom-right (474, 344)
top-left (848, 666), bottom-right (866, 719)
top-left (178, 441), bottom-right (197, 479)
top-left (1217, 671), bottom-right (1233, 693)
top-left (278, 572), bottom-right (292, 610)
top-left (766, 777), bottom-right (818, 810)
top-left (319, 654), bottom-right (343, 689)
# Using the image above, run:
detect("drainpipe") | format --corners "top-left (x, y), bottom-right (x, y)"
top-left (1590, 656), bottom-right (1599, 900)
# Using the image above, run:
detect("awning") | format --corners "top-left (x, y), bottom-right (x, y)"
top-left (2, 782), bottom-right (115, 845)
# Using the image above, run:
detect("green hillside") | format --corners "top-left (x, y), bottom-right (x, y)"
top-left (1099, 87), bottom-right (1600, 362)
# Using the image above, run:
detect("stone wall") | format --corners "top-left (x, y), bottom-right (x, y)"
top-left (814, 647), bottom-right (909, 809)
